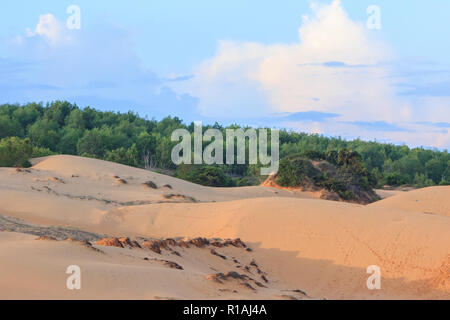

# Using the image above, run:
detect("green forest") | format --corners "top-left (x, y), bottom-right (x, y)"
top-left (0, 101), bottom-right (449, 188)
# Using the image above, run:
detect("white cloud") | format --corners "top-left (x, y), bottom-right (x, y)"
top-left (171, 0), bottom-right (449, 148)
top-left (26, 14), bottom-right (71, 45)
top-left (175, 0), bottom-right (399, 122)
top-left (281, 120), bottom-right (449, 149)
top-left (4, 5), bottom-right (448, 149)
top-left (2, 14), bottom-right (199, 120)
top-left (411, 97), bottom-right (450, 123)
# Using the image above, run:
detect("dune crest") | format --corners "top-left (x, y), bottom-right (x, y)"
top-left (370, 186), bottom-right (450, 217)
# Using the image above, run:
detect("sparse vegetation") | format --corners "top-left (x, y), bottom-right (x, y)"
top-left (276, 150), bottom-right (379, 203)
top-left (114, 176), bottom-right (127, 184)
top-left (0, 137), bottom-right (33, 167)
top-left (174, 164), bottom-right (235, 187)
top-left (143, 180), bottom-right (158, 189)
top-left (162, 193), bottom-right (197, 202)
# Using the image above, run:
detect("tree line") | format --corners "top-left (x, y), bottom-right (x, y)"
top-left (0, 101), bottom-right (448, 187)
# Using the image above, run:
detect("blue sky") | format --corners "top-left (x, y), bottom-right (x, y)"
top-left (0, 0), bottom-right (449, 149)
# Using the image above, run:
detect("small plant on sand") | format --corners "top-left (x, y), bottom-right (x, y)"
top-left (143, 180), bottom-right (158, 189)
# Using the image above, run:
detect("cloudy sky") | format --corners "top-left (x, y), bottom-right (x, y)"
top-left (0, 0), bottom-right (449, 149)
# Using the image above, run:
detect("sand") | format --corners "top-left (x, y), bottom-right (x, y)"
top-left (371, 186), bottom-right (450, 217)
top-left (0, 155), bottom-right (449, 299)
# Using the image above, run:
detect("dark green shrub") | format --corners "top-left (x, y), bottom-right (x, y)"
top-left (175, 164), bottom-right (235, 187)
top-left (384, 172), bottom-right (410, 186)
top-left (105, 144), bottom-right (139, 167)
top-left (302, 150), bottom-right (326, 160)
top-left (235, 176), bottom-right (260, 187)
top-left (276, 155), bottom-right (323, 187)
top-left (0, 137), bottom-right (33, 167)
top-left (326, 150), bottom-right (338, 164)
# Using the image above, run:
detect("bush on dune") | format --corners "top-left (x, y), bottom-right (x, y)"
top-left (175, 164), bottom-right (235, 187)
top-left (0, 137), bottom-right (56, 167)
top-left (0, 137), bottom-right (33, 167)
top-left (276, 149), bottom-right (379, 203)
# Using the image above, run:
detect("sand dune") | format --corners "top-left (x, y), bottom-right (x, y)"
top-left (0, 232), bottom-right (298, 300)
top-left (31, 155), bottom-right (307, 202)
top-left (0, 155), bottom-right (449, 299)
top-left (371, 186), bottom-right (450, 217)
top-left (0, 155), bottom-right (306, 227)
top-left (92, 198), bottom-right (450, 299)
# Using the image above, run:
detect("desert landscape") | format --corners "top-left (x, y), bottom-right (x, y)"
top-left (0, 155), bottom-right (448, 300)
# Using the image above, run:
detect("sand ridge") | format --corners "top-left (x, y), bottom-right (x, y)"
top-left (370, 186), bottom-right (450, 217)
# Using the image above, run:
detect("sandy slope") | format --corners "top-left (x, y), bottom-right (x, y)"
top-left (371, 186), bottom-right (450, 217)
top-left (0, 155), bottom-right (307, 227)
top-left (374, 189), bottom-right (404, 199)
top-left (0, 232), bottom-right (298, 300)
top-left (30, 155), bottom-right (309, 202)
top-left (0, 155), bottom-right (449, 300)
top-left (93, 198), bottom-right (450, 299)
